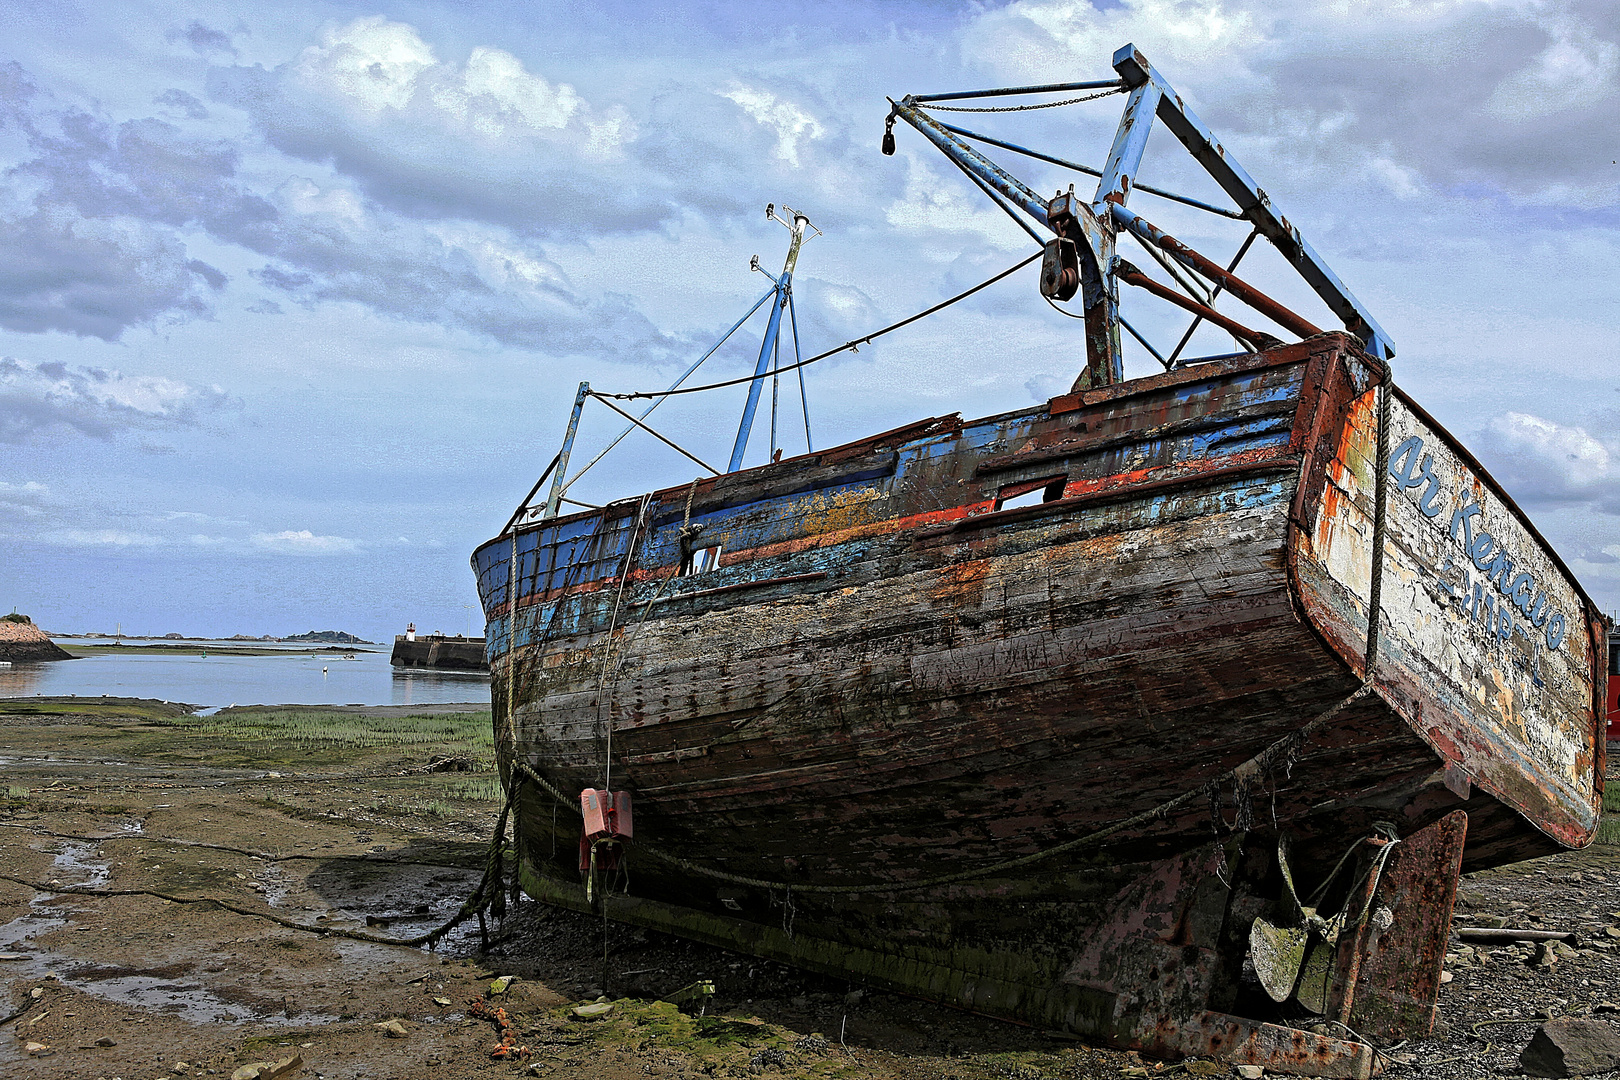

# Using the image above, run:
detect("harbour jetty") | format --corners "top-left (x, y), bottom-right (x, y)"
top-left (390, 623), bottom-right (487, 671)
top-left (0, 613), bottom-right (72, 662)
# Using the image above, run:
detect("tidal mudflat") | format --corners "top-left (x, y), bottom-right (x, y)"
top-left (2, 699), bottom-right (1617, 1080)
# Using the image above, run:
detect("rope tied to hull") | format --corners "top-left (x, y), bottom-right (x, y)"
top-left (500, 352), bottom-right (1399, 903)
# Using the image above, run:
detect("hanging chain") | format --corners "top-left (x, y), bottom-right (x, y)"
top-left (916, 86), bottom-right (1125, 114)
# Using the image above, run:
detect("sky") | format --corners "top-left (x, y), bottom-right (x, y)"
top-left (1, 0), bottom-right (1617, 642)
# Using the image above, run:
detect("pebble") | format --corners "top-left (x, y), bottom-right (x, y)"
top-left (376, 1018), bottom-right (409, 1037)
top-left (1235, 1067), bottom-right (1264, 1079)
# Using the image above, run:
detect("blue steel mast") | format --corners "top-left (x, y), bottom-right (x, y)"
top-left (728, 205), bottom-right (813, 473)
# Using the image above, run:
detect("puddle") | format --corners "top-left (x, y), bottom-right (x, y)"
top-left (50, 839), bottom-right (111, 889)
top-left (0, 832), bottom-right (340, 1026)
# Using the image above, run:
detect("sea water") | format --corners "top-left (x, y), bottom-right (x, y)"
top-left (0, 640), bottom-right (490, 710)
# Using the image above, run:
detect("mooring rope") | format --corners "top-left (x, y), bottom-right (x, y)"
top-left (498, 352), bottom-right (1399, 902)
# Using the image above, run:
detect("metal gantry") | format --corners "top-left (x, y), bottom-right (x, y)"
top-left (885, 43), bottom-right (1395, 389)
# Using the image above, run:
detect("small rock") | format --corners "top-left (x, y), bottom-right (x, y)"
top-left (1235, 1067), bottom-right (1265, 1079)
top-left (432, 996), bottom-right (452, 1006)
top-left (1555, 942), bottom-right (1579, 959)
top-left (96, 1036), bottom-right (117, 1046)
top-left (571, 1001), bottom-right (615, 1020)
top-left (231, 1055), bottom-right (301, 1080)
top-left (489, 975), bottom-right (515, 995)
top-left (1533, 941), bottom-right (1559, 967)
top-left (24, 1041), bottom-right (51, 1056)
top-left (30, 986), bottom-right (44, 999)
top-left (260, 1054), bottom-right (303, 1080)
top-left (376, 1019), bottom-right (409, 1038)
top-left (1605, 926), bottom-right (1620, 939)
top-left (1183, 1061), bottom-right (1223, 1076)
top-left (1439, 970), bottom-right (1454, 984)
top-left (1520, 1018), bottom-right (1620, 1077)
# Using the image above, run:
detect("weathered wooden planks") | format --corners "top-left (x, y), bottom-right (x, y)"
top-left (473, 333), bottom-right (1604, 1050)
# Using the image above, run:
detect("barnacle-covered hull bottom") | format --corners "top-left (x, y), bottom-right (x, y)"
top-left (474, 335), bottom-right (1607, 1076)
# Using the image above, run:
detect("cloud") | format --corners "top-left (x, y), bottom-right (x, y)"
top-left (0, 50), bottom-right (685, 359)
top-left (1473, 411), bottom-right (1620, 514)
top-left (48, 528), bottom-right (167, 547)
top-left (155, 89), bottom-right (209, 120)
top-left (964, 0), bottom-right (1620, 207)
top-left (167, 21), bottom-right (237, 58)
top-left (721, 84), bottom-right (825, 167)
top-left (207, 17), bottom-right (656, 238)
top-left (0, 356), bottom-right (234, 441)
top-left (251, 529), bottom-right (361, 554)
top-left (884, 154), bottom-right (1035, 252)
top-left (0, 64), bottom-right (266, 338)
top-left (0, 480), bottom-right (50, 518)
top-left (235, 177), bottom-right (684, 355)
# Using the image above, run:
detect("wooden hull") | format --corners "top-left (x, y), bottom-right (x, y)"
top-left (473, 334), bottom-right (1605, 1068)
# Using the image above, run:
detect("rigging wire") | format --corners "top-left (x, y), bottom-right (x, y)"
top-left (552, 286), bottom-right (777, 501)
top-left (938, 147), bottom-right (1045, 243)
top-left (1166, 227), bottom-right (1261, 366)
top-left (929, 118), bottom-right (1247, 221)
top-left (599, 250), bottom-right (1043, 401)
top-left (788, 291), bottom-right (812, 453)
top-left (914, 86), bottom-right (1125, 113)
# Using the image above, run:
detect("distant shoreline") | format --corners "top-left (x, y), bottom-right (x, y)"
top-left (57, 642), bottom-right (385, 658)
top-left (48, 632), bottom-right (377, 645)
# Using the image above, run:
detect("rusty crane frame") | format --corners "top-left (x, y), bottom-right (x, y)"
top-left (884, 43), bottom-right (1396, 391)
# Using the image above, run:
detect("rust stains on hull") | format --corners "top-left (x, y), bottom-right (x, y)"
top-left (473, 333), bottom-right (1605, 1072)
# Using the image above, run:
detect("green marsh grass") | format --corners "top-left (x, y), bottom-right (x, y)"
top-left (169, 708), bottom-right (494, 755)
top-left (1597, 779), bottom-right (1619, 846)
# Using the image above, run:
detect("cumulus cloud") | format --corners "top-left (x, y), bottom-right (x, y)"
top-left (207, 17), bottom-right (655, 236)
top-left (0, 356), bottom-right (234, 441)
top-left (251, 529), bottom-right (361, 554)
top-left (0, 63), bottom-right (263, 338)
top-left (965, 0), bottom-right (1620, 206)
top-left (1473, 412), bottom-right (1620, 514)
top-left (721, 84), bottom-right (825, 167)
top-left (0, 48), bottom-right (686, 358)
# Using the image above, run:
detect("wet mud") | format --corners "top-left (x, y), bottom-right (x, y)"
top-left (1, 703), bottom-right (1616, 1080)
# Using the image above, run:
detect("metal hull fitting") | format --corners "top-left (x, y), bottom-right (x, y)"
top-left (472, 334), bottom-right (1606, 1073)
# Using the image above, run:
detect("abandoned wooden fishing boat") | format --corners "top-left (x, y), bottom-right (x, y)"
top-left (472, 45), bottom-right (1607, 1078)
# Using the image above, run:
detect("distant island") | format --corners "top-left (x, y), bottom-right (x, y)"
top-left (284, 630), bottom-right (374, 644)
top-left (47, 629), bottom-right (376, 645)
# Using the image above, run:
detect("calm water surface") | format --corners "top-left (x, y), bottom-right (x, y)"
top-left (0, 640), bottom-right (490, 709)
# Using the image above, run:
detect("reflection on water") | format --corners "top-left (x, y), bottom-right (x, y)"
top-left (0, 640), bottom-right (489, 709)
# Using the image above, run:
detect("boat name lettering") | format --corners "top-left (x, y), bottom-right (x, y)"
top-left (1389, 435), bottom-right (1567, 655)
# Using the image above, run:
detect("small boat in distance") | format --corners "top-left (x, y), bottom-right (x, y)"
top-left (472, 45), bottom-right (1607, 1078)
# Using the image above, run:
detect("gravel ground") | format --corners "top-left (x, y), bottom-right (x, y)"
top-left (3, 703), bottom-right (1616, 1080)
